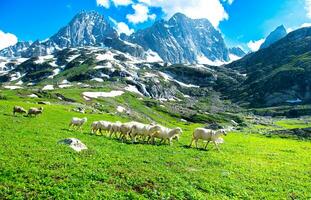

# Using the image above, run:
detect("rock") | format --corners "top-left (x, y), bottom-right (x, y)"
top-left (58, 138), bottom-right (88, 152)
top-left (38, 101), bottom-right (51, 105)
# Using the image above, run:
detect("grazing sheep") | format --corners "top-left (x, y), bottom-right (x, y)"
top-left (13, 106), bottom-right (27, 115)
top-left (27, 107), bottom-right (43, 117)
top-left (130, 122), bottom-right (156, 143)
top-left (150, 125), bottom-right (183, 145)
top-left (96, 120), bottom-right (112, 134)
top-left (118, 122), bottom-right (137, 141)
top-left (190, 128), bottom-right (227, 150)
top-left (69, 117), bottom-right (87, 130)
top-left (109, 121), bottom-right (122, 138)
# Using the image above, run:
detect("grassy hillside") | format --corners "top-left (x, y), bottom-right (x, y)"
top-left (0, 90), bottom-right (311, 199)
top-left (226, 27), bottom-right (311, 107)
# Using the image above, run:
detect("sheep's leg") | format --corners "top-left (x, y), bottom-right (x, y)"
top-left (169, 138), bottom-right (172, 145)
top-left (204, 141), bottom-right (210, 150)
top-left (213, 141), bottom-right (220, 151)
top-left (195, 139), bottom-right (199, 148)
top-left (189, 138), bottom-right (194, 147)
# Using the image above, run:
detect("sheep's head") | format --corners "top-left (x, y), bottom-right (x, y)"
top-left (83, 117), bottom-right (88, 122)
top-left (175, 127), bottom-right (183, 135)
top-left (219, 129), bottom-right (227, 136)
top-left (39, 107), bottom-right (44, 111)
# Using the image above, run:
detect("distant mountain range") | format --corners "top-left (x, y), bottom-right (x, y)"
top-left (0, 11), bottom-right (245, 64)
top-left (1, 11), bottom-right (310, 108)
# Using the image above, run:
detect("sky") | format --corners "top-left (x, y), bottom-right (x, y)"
top-left (0, 0), bottom-right (310, 51)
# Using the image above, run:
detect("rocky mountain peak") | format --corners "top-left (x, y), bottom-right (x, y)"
top-left (260, 25), bottom-right (287, 49)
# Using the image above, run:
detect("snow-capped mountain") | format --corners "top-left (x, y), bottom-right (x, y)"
top-left (50, 10), bottom-right (117, 48)
top-left (260, 25), bottom-right (287, 49)
top-left (0, 11), bottom-right (244, 64)
top-left (0, 41), bottom-right (32, 57)
top-left (128, 13), bottom-right (230, 65)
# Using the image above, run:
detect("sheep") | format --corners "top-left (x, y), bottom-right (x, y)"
top-left (27, 107), bottom-right (43, 117)
top-left (150, 125), bottom-right (183, 145)
top-left (69, 117), bottom-right (87, 130)
top-left (109, 121), bottom-right (122, 138)
top-left (91, 121), bottom-right (111, 134)
top-left (13, 106), bottom-right (27, 115)
top-left (189, 128), bottom-right (227, 150)
top-left (129, 122), bottom-right (156, 143)
top-left (118, 122), bottom-right (137, 141)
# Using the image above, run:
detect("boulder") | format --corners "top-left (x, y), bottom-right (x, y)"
top-left (58, 138), bottom-right (88, 152)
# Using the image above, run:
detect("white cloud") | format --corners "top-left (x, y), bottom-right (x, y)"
top-left (0, 30), bottom-right (18, 50)
top-left (112, 0), bottom-right (132, 7)
top-left (306, 0), bottom-right (311, 18)
top-left (127, 3), bottom-right (156, 24)
top-left (138, 0), bottom-right (229, 27)
top-left (96, 0), bottom-right (110, 8)
top-left (109, 17), bottom-right (134, 35)
top-left (247, 39), bottom-right (265, 52)
top-left (287, 23), bottom-right (311, 33)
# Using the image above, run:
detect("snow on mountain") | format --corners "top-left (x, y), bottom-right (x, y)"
top-left (128, 13), bottom-right (230, 64)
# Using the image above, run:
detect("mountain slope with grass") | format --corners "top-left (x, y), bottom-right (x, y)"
top-left (226, 27), bottom-right (311, 107)
top-left (0, 89), bottom-right (311, 199)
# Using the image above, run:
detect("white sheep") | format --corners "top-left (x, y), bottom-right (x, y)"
top-left (91, 120), bottom-right (112, 134)
top-left (118, 122), bottom-right (137, 141)
top-left (189, 128), bottom-right (227, 150)
top-left (27, 107), bottom-right (43, 117)
top-left (13, 106), bottom-right (27, 115)
top-left (69, 117), bottom-right (87, 130)
top-left (109, 121), bottom-right (122, 138)
top-left (150, 125), bottom-right (183, 145)
top-left (130, 122), bottom-right (156, 143)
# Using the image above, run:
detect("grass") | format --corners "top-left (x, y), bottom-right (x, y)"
top-left (0, 92), bottom-right (311, 199)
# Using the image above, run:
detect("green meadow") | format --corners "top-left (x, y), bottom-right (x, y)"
top-left (0, 88), bottom-right (311, 199)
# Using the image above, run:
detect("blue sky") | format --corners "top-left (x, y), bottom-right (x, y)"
top-left (0, 0), bottom-right (310, 51)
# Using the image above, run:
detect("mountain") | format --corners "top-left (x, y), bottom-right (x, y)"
top-left (226, 27), bottom-right (311, 107)
top-left (128, 13), bottom-right (230, 64)
top-left (0, 11), bottom-right (118, 58)
top-left (260, 25), bottom-right (287, 49)
top-left (0, 41), bottom-right (32, 57)
top-left (49, 10), bottom-right (118, 48)
top-left (229, 47), bottom-right (246, 58)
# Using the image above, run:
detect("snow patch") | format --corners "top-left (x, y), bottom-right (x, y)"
top-left (35, 55), bottom-right (54, 64)
top-left (82, 91), bottom-right (124, 99)
top-left (4, 86), bottom-right (23, 90)
top-left (28, 94), bottom-right (39, 98)
top-left (117, 106), bottom-right (126, 113)
top-left (58, 84), bottom-right (73, 88)
top-left (125, 85), bottom-right (143, 96)
top-left (42, 85), bottom-right (54, 90)
top-left (197, 55), bottom-right (224, 66)
top-left (91, 78), bottom-right (104, 82)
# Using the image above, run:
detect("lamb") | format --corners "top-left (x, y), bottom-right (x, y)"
top-left (13, 106), bottom-right (27, 115)
top-left (189, 128), bottom-right (227, 150)
top-left (150, 125), bottom-right (183, 145)
top-left (27, 107), bottom-right (43, 117)
top-left (69, 117), bottom-right (87, 130)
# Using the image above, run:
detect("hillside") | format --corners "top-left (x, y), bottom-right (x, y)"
top-left (0, 89), bottom-right (311, 199)
top-left (226, 27), bottom-right (311, 107)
